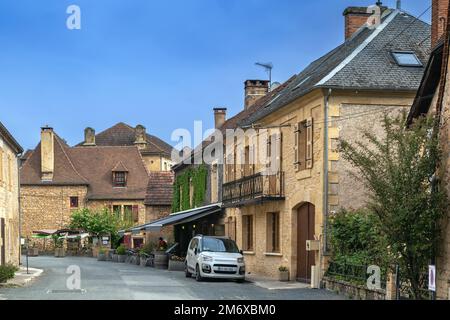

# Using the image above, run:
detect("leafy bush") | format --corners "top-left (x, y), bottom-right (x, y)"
top-left (141, 242), bottom-right (155, 255)
top-left (116, 244), bottom-right (126, 255)
top-left (278, 266), bottom-right (288, 272)
top-left (0, 264), bottom-right (19, 283)
top-left (329, 209), bottom-right (388, 267)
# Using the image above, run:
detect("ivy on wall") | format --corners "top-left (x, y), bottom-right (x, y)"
top-left (171, 164), bottom-right (208, 213)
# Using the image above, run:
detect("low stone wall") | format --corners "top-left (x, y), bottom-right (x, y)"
top-left (323, 276), bottom-right (386, 300)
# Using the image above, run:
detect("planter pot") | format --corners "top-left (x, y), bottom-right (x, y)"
top-left (154, 251), bottom-right (169, 269)
top-left (139, 257), bottom-right (148, 267)
top-left (28, 248), bottom-right (39, 257)
top-left (97, 253), bottom-right (107, 261)
top-left (107, 250), bottom-right (115, 261)
top-left (54, 248), bottom-right (66, 258)
top-left (111, 254), bottom-right (118, 262)
top-left (118, 255), bottom-right (127, 263)
top-left (168, 260), bottom-right (185, 272)
top-left (278, 271), bottom-right (290, 282)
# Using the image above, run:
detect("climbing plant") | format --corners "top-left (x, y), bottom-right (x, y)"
top-left (171, 165), bottom-right (208, 212)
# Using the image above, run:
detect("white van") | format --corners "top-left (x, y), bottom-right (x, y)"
top-left (185, 235), bottom-right (246, 282)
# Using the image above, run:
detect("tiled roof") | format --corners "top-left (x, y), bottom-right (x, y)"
top-left (21, 133), bottom-right (150, 200)
top-left (20, 135), bottom-right (89, 186)
top-left (242, 9), bottom-right (431, 125)
top-left (68, 146), bottom-right (149, 200)
top-left (78, 122), bottom-right (174, 157)
top-left (144, 172), bottom-right (174, 206)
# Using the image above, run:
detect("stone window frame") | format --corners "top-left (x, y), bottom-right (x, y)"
top-left (69, 196), bottom-right (79, 208)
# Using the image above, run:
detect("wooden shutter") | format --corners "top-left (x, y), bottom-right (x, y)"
top-left (293, 124), bottom-right (300, 170)
top-left (132, 205), bottom-right (139, 223)
top-left (306, 118), bottom-right (313, 169)
top-left (298, 122), bottom-right (307, 171)
top-left (276, 132), bottom-right (283, 173)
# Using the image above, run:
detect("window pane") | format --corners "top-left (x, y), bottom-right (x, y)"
top-left (392, 52), bottom-right (422, 66)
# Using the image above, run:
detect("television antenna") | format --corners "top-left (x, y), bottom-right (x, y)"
top-left (255, 62), bottom-right (273, 87)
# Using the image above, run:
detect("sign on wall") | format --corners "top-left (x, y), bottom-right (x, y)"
top-left (429, 265), bottom-right (436, 292)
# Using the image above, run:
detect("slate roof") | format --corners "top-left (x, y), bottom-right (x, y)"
top-left (144, 172), bottom-right (174, 206)
top-left (78, 122), bottom-right (174, 157)
top-left (242, 9), bottom-right (431, 125)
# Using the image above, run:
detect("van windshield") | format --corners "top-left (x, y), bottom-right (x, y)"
top-left (201, 237), bottom-right (240, 253)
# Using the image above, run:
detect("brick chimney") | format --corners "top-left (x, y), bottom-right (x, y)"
top-left (432, 0), bottom-right (450, 48)
top-left (83, 127), bottom-right (96, 146)
top-left (40, 126), bottom-right (54, 181)
top-left (343, 3), bottom-right (387, 40)
top-left (134, 125), bottom-right (148, 150)
top-left (213, 108), bottom-right (227, 129)
top-left (244, 80), bottom-right (269, 110)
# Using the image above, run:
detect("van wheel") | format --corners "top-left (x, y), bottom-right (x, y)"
top-left (185, 264), bottom-right (191, 278)
top-left (195, 265), bottom-right (203, 282)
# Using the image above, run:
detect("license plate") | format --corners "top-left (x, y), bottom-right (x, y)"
top-left (216, 266), bottom-right (236, 272)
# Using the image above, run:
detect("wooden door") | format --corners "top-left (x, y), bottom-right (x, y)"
top-left (0, 218), bottom-right (5, 266)
top-left (297, 203), bottom-right (315, 282)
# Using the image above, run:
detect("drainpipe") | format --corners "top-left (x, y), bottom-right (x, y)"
top-left (322, 89), bottom-right (332, 255)
top-left (17, 154), bottom-right (22, 265)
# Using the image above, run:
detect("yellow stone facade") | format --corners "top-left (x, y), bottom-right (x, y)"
top-left (0, 136), bottom-right (21, 266)
top-left (224, 88), bottom-right (415, 281)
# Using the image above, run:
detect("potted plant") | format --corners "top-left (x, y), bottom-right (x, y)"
top-left (97, 248), bottom-right (107, 261)
top-left (168, 255), bottom-right (186, 271)
top-left (28, 242), bottom-right (39, 257)
top-left (54, 236), bottom-right (65, 258)
top-left (153, 239), bottom-right (169, 269)
top-left (139, 249), bottom-right (149, 267)
top-left (116, 244), bottom-right (127, 263)
top-left (278, 266), bottom-right (289, 282)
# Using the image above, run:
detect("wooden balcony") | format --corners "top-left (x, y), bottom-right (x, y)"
top-left (222, 172), bottom-right (285, 207)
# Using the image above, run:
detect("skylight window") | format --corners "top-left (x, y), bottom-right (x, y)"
top-left (391, 51), bottom-right (422, 67)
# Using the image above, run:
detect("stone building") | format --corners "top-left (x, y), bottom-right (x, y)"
top-left (20, 126), bottom-right (158, 248)
top-left (77, 122), bottom-right (174, 172)
top-left (0, 122), bottom-right (23, 266)
top-left (407, 0), bottom-right (450, 300)
top-left (220, 5), bottom-right (430, 281)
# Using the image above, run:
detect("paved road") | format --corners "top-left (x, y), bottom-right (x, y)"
top-left (0, 256), bottom-right (345, 300)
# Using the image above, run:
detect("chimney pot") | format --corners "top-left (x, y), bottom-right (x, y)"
top-left (343, 5), bottom-right (387, 40)
top-left (40, 126), bottom-right (54, 181)
top-left (134, 125), bottom-right (148, 150)
top-left (244, 80), bottom-right (269, 110)
top-left (432, 0), bottom-right (450, 48)
top-left (213, 108), bottom-right (227, 129)
top-left (83, 127), bottom-right (96, 146)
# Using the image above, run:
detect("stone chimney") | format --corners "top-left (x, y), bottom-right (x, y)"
top-left (343, 3), bottom-right (387, 40)
top-left (213, 108), bottom-right (227, 129)
top-left (40, 126), bottom-right (54, 181)
top-left (83, 127), bottom-right (96, 146)
top-left (244, 80), bottom-right (269, 110)
top-left (432, 0), bottom-right (450, 48)
top-left (134, 125), bottom-right (148, 150)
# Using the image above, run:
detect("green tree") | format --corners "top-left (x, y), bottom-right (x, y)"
top-left (68, 208), bottom-right (132, 247)
top-left (339, 113), bottom-right (447, 299)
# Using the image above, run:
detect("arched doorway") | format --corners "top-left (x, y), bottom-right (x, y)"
top-left (297, 203), bottom-right (315, 282)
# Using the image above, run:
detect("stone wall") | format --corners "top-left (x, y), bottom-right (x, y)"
top-left (21, 185), bottom-right (88, 239)
top-left (0, 138), bottom-right (20, 266)
top-left (145, 205), bottom-right (174, 244)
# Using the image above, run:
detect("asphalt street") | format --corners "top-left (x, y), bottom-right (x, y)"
top-left (0, 256), bottom-right (345, 300)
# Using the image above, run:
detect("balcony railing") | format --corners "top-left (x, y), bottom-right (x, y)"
top-left (222, 172), bottom-right (285, 206)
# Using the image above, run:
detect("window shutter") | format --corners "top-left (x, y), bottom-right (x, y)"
top-left (306, 118), bottom-right (313, 169)
top-left (276, 132), bottom-right (282, 172)
top-left (132, 205), bottom-right (139, 223)
top-left (293, 124), bottom-right (299, 169)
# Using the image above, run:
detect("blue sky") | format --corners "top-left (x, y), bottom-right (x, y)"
top-left (0, 0), bottom-right (431, 150)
